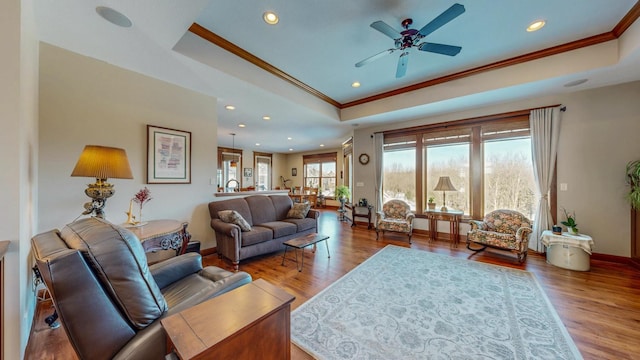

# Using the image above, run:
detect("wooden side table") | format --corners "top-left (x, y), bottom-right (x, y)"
top-left (424, 209), bottom-right (464, 247)
top-left (125, 219), bottom-right (190, 257)
top-left (346, 203), bottom-right (373, 229)
top-left (161, 279), bottom-right (295, 360)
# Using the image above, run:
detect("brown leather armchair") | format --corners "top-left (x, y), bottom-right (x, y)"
top-left (31, 217), bottom-right (252, 360)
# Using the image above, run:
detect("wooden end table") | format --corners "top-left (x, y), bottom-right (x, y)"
top-left (281, 234), bottom-right (330, 272)
top-left (346, 203), bottom-right (373, 229)
top-left (124, 220), bottom-right (190, 262)
top-left (424, 209), bottom-right (464, 247)
top-left (161, 279), bottom-right (295, 360)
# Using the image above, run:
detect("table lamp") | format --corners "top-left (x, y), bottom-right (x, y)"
top-left (71, 145), bottom-right (133, 218)
top-left (433, 176), bottom-right (457, 212)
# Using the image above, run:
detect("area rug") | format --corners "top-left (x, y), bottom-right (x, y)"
top-left (291, 245), bottom-right (582, 359)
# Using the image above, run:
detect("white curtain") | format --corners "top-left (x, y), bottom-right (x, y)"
top-left (374, 133), bottom-right (384, 213)
top-left (529, 107), bottom-right (562, 252)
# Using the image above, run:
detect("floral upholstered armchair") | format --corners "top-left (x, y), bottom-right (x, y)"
top-left (467, 209), bottom-right (533, 263)
top-left (376, 200), bottom-right (415, 243)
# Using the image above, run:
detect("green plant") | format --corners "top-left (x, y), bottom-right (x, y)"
top-left (428, 196), bottom-right (435, 203)
top-left (560, 208), bottom-right (578, 232)
top-left (626, 160), bottom-right (640, 210)
top-left (335, 185), bottom-right (350, 201)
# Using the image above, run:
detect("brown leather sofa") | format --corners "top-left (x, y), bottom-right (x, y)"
top-left (209, 195), bottom-right (319, 270)
top-left (31, 217), bottom-right (252, 360)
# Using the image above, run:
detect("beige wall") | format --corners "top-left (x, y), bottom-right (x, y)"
top-left (354, 81), bottom-right (640, 257)
top-left (1, 0), bottom-right (39, 357)
top-left (38, 43), bottom-right (220, 249)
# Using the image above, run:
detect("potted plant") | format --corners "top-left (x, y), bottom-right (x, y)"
top-left (561, 208), bottom-right (579, 235)
top-left (626, 160), bottom-right (640, 209)
top-left (335, 185), bottom-right (350, 210)
top-left (427, 196), bottom-right (436, 210)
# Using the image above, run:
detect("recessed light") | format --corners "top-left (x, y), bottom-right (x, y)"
top-left (225, 105), bottom-right (235, 110)
top-left (352, 81), bottom-right (361, 88)
top-left (527, 20), bottom-right (546, 32)
top-left (263, 11), bottom-right (279, 25)
top-left (320, 144), bottom-right (325, 147)
top-left (289, 148), bottom-right (293, 151)
top-left (287, 137), bottom-right (292, 140)
top-left (263, 116), bottom-right (271, 120)
top-left (96, 6), bottom-right (132, 28)
top-left (564, 79), bottom-right (588, 87)
top-left (255, 143), bottom-right (260, 146)
top-left (238, 123), bottom-right (246, 128)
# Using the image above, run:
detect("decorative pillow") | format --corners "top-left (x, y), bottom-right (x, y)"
top-left (287, 203), bottom-right (311, 219)
top-left (218, 210), bottom-right (251, 231)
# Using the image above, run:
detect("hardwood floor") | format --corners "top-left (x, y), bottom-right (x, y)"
top-left (26, 209), bottom-right (640, 359)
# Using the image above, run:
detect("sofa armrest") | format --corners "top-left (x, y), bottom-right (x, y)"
top-left (211, 219), bottom-right (241, 237)
top-left (306, 209), bottom-right (320, 219)
top-left (469, 220), bottom-right (486, 231)
top-left (406, 213), bottom-right (416, 221)
top-left (149, 253), bottom-right (203, 289)
top-left (198, 267), bottom-right (252, 296)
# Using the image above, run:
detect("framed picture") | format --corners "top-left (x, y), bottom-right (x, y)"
top-left (292, 168), bottom-right (297, 176)
top-left (147, 125), bottom-right (191, 184)
top-left (243, 168), bottom-right (252, 177)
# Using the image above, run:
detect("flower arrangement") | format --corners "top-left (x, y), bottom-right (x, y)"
top-left (561, 208), bottom-right (578, 234)
top-left (126, 187), bottom-right (152, 225)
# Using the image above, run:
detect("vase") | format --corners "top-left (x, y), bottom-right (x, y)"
top-left (568, 227), bottom-right (579, 235)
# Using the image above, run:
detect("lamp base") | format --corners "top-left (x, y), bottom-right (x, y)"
top-left (440, 206), bottom-right (448, 212)
top-left (82, 179), bottom-right (115, 218)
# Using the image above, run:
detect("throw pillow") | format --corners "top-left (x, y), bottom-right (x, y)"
top-left (287, 203), bottom-right (311, 219)
top-left (218, 210), bottom-right (251, 231)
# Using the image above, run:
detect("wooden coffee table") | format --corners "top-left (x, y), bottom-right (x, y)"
top-left (281, 233), bottom-right (330, 272)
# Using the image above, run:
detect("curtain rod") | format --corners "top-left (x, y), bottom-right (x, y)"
top-left (372, 104), bottom-right (565, 135)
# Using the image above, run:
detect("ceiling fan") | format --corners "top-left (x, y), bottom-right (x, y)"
top-left (355, 3), bottom-right (465, 78)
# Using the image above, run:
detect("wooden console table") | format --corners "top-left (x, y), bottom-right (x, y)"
top-left (161, 279), bottom-right (295, 360)
top-left (424, 209), bottom-right (464, 247)
top-left (345, 203), bottom-right (373, 229)
top-left (125, 220), bottom-right (190, 260)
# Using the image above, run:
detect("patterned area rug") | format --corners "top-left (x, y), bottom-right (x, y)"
top-left (291, 245), bottom-right (582, 359)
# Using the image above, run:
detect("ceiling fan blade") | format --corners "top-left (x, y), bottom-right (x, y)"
top-left (418, 42), bottom-right (462, 56)
top-left (418, 3), bottom-right (465, 37)
top-left (370, 20), bottom-right (401, 40)
top-left (396, 52), bottom-right (409, 78)
top-left (355, 49), bottom-right (396, 67)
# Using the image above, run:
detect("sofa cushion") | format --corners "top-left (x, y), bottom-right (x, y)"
top-left (209, 198), bottom-right (254, 226)
top-left (218, 210), bottom-right (251, 231)
top-left (287, 203), bottom-right (311, 219)
top-left (245, 195), bottom-right (278, 225)
top-left (241, 226), bottom-right (274, 247)
top-left (60, 217), bottom-right (167, 329)
top-left (270, 195), bottom-right (294, 220)
top-left (258, 221), bottom-right (298, 238)
top-left (284, 217), bottom-right (317, 232)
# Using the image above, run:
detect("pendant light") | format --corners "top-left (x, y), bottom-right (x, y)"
top-left (230, 133), bottom-right (237, 168)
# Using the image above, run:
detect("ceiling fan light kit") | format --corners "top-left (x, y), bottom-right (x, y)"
top-left (355, 3), bottom-right (465, 78)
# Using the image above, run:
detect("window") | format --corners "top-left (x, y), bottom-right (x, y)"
top-left (217, 147), bottom-right (242, 191)
top-left (383, 135), bottom-right (416, 209)
top-left (303, 153), bottom-right (337, 197)
top-left (381, 109), bottom-right (543, 219)
top-left (483, 138), bottom-right (536, 219)
top-left (254, 152), bottom-right (272, 191)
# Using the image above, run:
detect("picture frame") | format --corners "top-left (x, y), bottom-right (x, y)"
top-left (243, 168), bottom-right (252, 177)
top-left (147, 125), bottom-right (191, 184)
top-left (292, 168), bottom-right (297, 177)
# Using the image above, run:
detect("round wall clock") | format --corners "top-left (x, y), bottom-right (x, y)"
top-left (358, 153), bottom-right (370, 165)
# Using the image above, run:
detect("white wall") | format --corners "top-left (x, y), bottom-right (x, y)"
top-left (38, 43), bottom-right (220, 249)
top-left (354, 81), bottom-right (640, 257)
top-left (1, 0), bottom-right (39, 357)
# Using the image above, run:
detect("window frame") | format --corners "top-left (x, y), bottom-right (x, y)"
top-left (303, 152), bottom-right (338, 198)
top-left (253, 152), bottom-right (273, 191)
top-left (381, 109), bottom-right (557, 220)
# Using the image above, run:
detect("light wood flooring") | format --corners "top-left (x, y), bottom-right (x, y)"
top-left (26, 209), bottom-right (640, 359)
